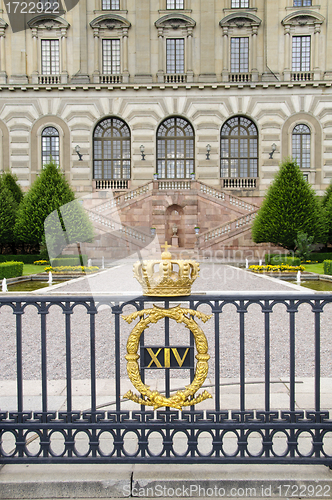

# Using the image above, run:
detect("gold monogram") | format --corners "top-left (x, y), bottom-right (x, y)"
top-left (122, 305), bottom-right (212, 410)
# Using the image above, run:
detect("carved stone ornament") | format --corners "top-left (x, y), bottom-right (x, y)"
top-left (90, 14), bottom-right (131, 31)
top-left (281, 10), bottom-right (325, 28)
top-left (28, 15), bottom-right (69, 30)
top-left (219, 12), bottom-right (262, 30)
top-left (155, 13), bottom-right (196, 31)
top-left (123, 305), bottom-right (212, 410)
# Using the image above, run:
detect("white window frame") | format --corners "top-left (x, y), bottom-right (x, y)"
top-left (230, 37), bottom-right (249, 73)
top-left (231, 0), bottom-right (249, 8)
top-left (102, 38), bottom-right (121, 74)
top-left (41, 39), bottom-right (60, 75)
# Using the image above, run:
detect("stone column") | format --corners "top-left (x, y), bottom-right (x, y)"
top-left (187, 27), bottom-right (193, 82)
top-left (0, 27), bottom-right (6, 82)
top-left (92, 28), bottom-right (100, 83)
top-left (31, 27), bottom-right (39, 84)
top-left (313, 23), bottom-right (321, 80)
top-left (222, 26), bottom-right (229, 82)
top-left (60, 27), bottom-right (68, 84)
top-left (283, 25), bottom-right (291, 81)
top-left (251, 25), bottom-right (258, 81)
top-left (122, 27), bottom-right (129, 83)
top-left (157, 27), bottom-right (164, 83)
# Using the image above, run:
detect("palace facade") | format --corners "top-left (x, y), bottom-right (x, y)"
top-left (1, 0), bottom-right (331, 256)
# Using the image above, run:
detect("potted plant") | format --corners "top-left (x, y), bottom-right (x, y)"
top-left (153, 173), bottom-right (159, 180)
top-left (190, 172), bottom-right (195, 180)
top-left (194, 226), bottom-right (200, 235)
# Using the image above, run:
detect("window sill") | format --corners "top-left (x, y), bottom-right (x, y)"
top-left (93, 9), bottom-right (128, 15)
top-left (158, 9), bottom-right (192, 14)
top-left (222, 7), bottom-right (257, 14)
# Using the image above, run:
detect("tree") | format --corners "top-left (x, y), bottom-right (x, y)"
top-left (14, 161), bottom-right (93, 253)
top-left (252, 158), bottom-right (327, 251)
top-left (1, 171), bottom-right (23, 206)
top-left (0, 177), bottom-right (17, 253)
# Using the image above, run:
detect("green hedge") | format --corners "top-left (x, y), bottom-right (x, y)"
top-left (309, 253), bottom-right (332, 263)
top-left (51, 254), bottom-right (87, 267)
top-left (265, 254), bottom-right (301, 266)
top-left (323, 260), bottom-right (332, 275)
top-left (0, 261), bottom-right (24, 279)
top-left (0, 254), bottom-right (40, 264)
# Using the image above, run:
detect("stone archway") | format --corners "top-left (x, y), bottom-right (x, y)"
top-left (165, 204), bottom-right (184, 247)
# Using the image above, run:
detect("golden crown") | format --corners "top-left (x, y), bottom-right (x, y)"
top-left (133, 242), bottom-right (200, 296)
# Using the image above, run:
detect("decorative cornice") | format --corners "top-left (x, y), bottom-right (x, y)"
top-left (155, 13), bottom-right (196, 30)
top-left (0, 18), bottom-right (8, 29)
top-left (281, 10), bottom-right (324, 26)
top-left (27, 14), bottom-right (69, 29)
top-left (219, 12), bottom-right (262, 28)
top-left (90, 14), bottom-right (131, 30)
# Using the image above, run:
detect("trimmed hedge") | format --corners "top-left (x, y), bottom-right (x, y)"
top-left (0, 254), bottom-right (40, 264)
top-left (323, 260), bottom-right (332, 275)
top-left (265, 254), bottom-right (301, 266)
top-left (51, 255), bottom-right (87, 267)
top-left (0, 261), bottom-right (24, 279)
top-left (309, 253), bottom-right (332, 263)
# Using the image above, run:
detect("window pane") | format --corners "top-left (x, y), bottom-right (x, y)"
top-left (220, 116), bottom-right (258, 178)
top-left (41, 40), bottom-right (59, 74)
top-left (231, 0), bottom-right (249, 6)
top-left (230, 38), bottom-right (248, 73)
top-left (157, 117), bottom-right (194, 178)
top-left (166, 0), bottom-right (184, 8)
top-left (93, 118), bottom-right (131, 179)
top-left (42, 127), bottom-right (59, 166)
top-left (294, 0), bottom-right (311, 5)
top-left (102, 0), bottom-right (119, 8)
top-left (166, 39), bottom-right (184, 73)
top-left (292, 124), bottom-right (311, 169)
top-left (102, 39), bottom-right (120, 74)
top-left (292, 36), bottom-right (311, 72)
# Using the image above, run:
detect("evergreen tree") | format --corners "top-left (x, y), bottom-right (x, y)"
top-left (252, 158), bottom-right (327, 250)
top-left (1, 171), bottom-right (23, 206)
top-left (0, 177), bottom-right (17, 252)
top-left (14, 161), bottom-right (93, 252)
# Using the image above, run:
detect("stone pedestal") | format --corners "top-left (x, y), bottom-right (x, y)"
top-left (171, 236), bottom-right (179, 248)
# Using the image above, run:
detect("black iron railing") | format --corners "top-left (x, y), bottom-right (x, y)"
top-left (0, 293), bottom-right (331, 465)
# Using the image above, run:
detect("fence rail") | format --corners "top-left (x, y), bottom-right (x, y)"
top-left (0, 292), bottom-right (331, 465)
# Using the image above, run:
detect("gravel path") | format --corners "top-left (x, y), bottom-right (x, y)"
top-left (0, 264), bottom-right (331, 383)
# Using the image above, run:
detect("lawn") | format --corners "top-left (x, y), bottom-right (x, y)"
top-left (22, 264), bottom-right (47, 276)
top-left (302, 262), bottom-right (325, 274)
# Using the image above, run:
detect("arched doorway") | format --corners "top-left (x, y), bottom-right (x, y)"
top-left (165, 204), bottom-right (184, 247)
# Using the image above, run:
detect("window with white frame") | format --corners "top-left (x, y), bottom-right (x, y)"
top-left (102, 0), bottom-right (120, 10)
top-left (220, 116), bottom-right (258, 178)
top-left (166, 38), bottom-right (185, 74)
top-left (293, 0), bottom-right (311, 6)
top-left (102, 39), bottom-right (121, 74)
top-left (230, 37), bottom-right (249, 73)
top-left (292, 36), bottom-right (311, 71)
top-left (231, 0), bottom-right (249, 7)
top-left (42, 127), bottom-right (59, 166)
top-left (292, 124), bottom-right (311, 169)
top-left (166, 0), bottom-right (184, 8)
top-left (41, 39), bottom-right (60, 75)
top-left (93, 118), bottom-right (131, 180)
top-left (157, 117), bottom-right (194, 179)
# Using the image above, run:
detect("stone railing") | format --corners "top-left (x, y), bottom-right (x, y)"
top-left (164, 74), bottom-right (187, 83)
top-left (229, 73), bottom-right (251, 83)
top-left (95, 179), bottom-right (129, 190)
top-left (87, 210), bottom-right (148, 244)
top-left (38, 75), bottom-right (61, 84)
top-left (199, 181), bottom-right (258, 212)
top-left (91, 182), bottom-right (151, 215)
top-left (199, 211), bottom-right (257, 246)
top-left (100, 74), bottom-right (123, 84)
top-left (221, 178), bottom-right (257, 189)
top-left (291, 72), bottom-right (313, 82)
top-left (158, 180), bottom-right (192, 190)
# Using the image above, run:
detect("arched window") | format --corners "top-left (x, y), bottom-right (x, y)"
top-left (292, 124), bottom-right (311, 169)
top-left (157, 117), bottom-right (194, 179)
top-left (42, 126), bottom-right (59, 166)
top-left (220, 116), bottom-right (258, 178)
top-left (93, 118), bottom-right (131, 179)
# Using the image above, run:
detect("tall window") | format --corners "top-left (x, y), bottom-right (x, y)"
top-left (166, 39), bottom-right (185, 73)
top-left (293, 0), bottom-right (311, 6)
top-left (167, 0), bottom-right (184, 8)
top-left (93, 118), bottom-right (130, 180)
top-left (292, 124), bottom-right (311, 169)
top-left (102, 0), bottom-right (119, 9)
top-left (41, 40), bottom-right (60, 75)
top-left (157, 117), bottom-right (194, 179)
top-left (102, 39), bottom-right (121, 74)
top-left (220, 116), bottom-right (258, 178)
top-left (42, 127), bottom-right (59, 166)
top-left (292, 36), bottom-right (311, 71)
top-left (231, 0), bottom-right (249, 7)
top-left (230, 38), bottom-right (249, 73)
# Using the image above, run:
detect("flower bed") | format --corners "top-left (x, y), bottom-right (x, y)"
top-left (249, 264), bottom-right (305, 273)
top-left (44, 265), bottom-right (99, 274)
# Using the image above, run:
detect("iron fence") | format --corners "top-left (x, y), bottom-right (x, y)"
top-left (0, 292), bottom-right (331, 465)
